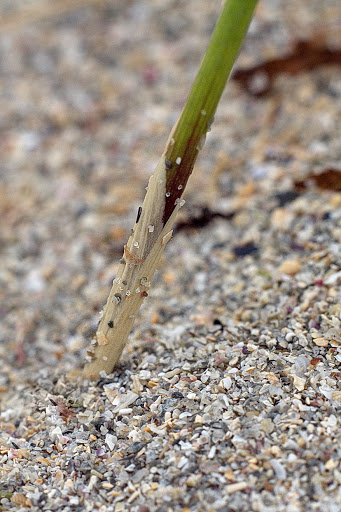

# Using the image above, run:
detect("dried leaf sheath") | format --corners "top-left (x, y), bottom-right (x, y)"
top-left (83, 0), bottom-right (258, 379)
top-left (84, 152), bottom-right (182, 378)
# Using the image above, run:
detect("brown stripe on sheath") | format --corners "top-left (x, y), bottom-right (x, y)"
top-left (162, 89), bottom-right (212, 225)
top-left (162, 148), bottom-right (198, 224)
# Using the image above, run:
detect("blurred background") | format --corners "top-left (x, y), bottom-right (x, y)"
top-left (1, 0), bottom-right (340, 372)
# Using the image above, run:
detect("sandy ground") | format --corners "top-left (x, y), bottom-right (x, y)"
top-left (1, 1), bottom-right (341, 511)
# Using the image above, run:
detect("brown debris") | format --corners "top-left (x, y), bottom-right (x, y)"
top-left (295, 168), bottom-right (341, 192)
top-left (55, 399), bottom-right (77, 424)
top-left (234, 38), bottom-right (341, 96)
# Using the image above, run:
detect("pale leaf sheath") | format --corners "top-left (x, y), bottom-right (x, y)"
top-left (83, 128), bottom-right (183, 379)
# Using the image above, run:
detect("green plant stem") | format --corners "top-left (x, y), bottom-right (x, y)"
top-left (163, 0), bottom-right (258, 224)
top-left (82, 0), bottom-right (258, 380)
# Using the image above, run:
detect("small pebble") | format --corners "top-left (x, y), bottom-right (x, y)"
top-left (278, 260), bottom-right (301, 275)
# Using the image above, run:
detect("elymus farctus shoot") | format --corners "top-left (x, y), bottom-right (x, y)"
top-left (83, 0), bottom-right (258, 379)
